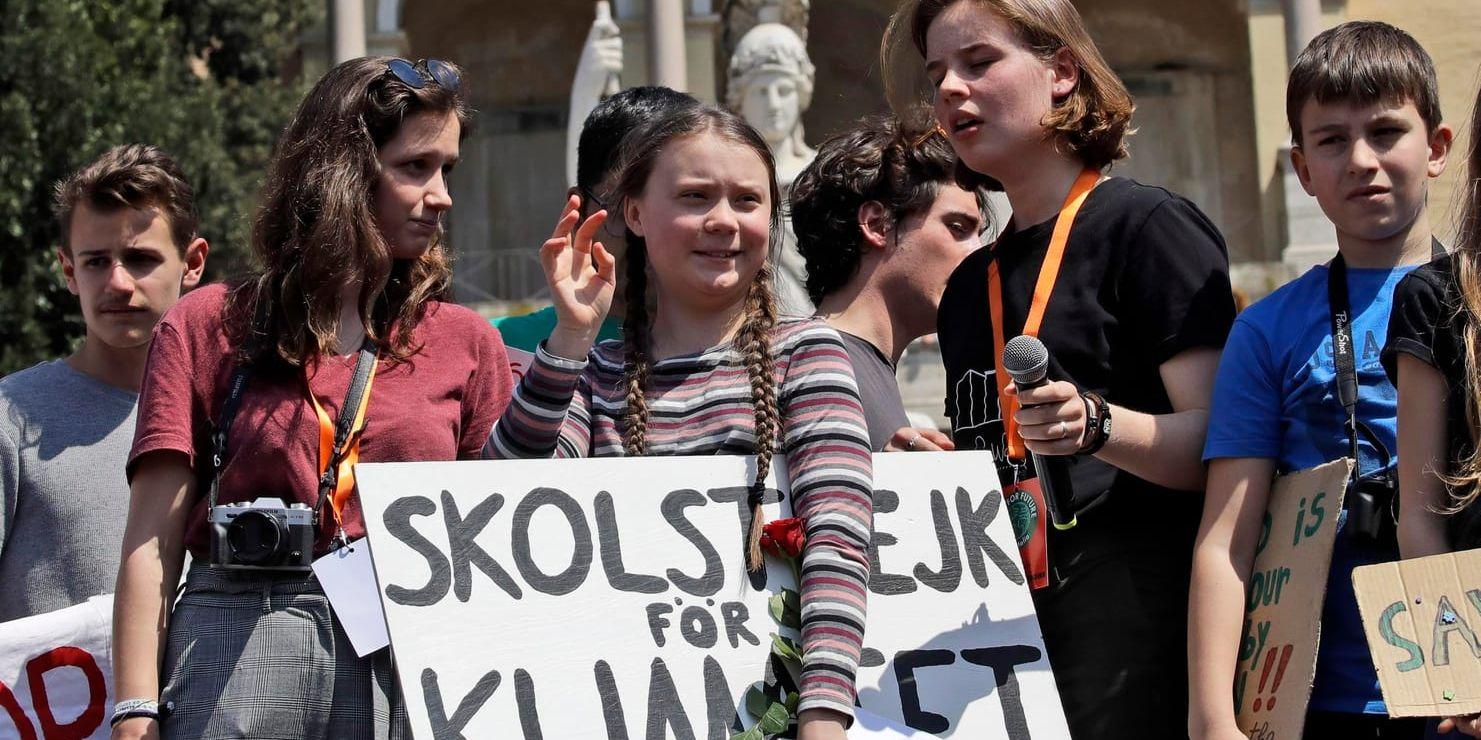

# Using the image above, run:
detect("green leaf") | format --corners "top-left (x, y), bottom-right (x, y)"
top-left (758, 701), bottom-right (791, 734)
top-left (769, 633), bottom-right (802, 663)
top-left (784, 691), bottom-right (799, 714)
top-left (779, 588), bottom-right (801, 628)
top-left (744, 684), bottom-right (770, 720)
top-left (729, 728), bottom-right (763, 740)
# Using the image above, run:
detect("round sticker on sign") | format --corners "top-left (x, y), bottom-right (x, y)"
top-left (1007, 488), bottom-right (1038, 548)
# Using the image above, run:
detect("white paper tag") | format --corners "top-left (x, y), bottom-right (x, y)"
top-left (312, 539), bottom-right (390, 657)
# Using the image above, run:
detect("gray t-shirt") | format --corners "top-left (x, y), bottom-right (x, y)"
top-left (0, 359), bottom-right (137, 622)
top-left (835, 330), bottom-right (911, 452)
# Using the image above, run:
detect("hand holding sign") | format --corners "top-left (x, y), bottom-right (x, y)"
top-left (1233, 459), bottom-right (1351, 738)
top-left (1438, 714), bottom-right (1481, 737)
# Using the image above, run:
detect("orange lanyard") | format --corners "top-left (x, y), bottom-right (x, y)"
top-left (307, 361), bottom-right (377, 529)
top-left (988, 168), bottom-right (1101, 461)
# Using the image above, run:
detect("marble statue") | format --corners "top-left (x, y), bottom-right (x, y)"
top-left (566, 1), bottom-right (623, 188)
top-left (728, 2), bottom-right (816, 316)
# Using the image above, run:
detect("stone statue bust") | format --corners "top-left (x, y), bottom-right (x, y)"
top-left (726, 5), bottom-right (816, 190)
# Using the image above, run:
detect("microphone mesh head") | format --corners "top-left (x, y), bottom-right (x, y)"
top-left (1001, 335), bottom-right (1049, 385)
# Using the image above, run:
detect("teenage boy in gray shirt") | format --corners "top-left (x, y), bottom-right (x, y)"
top-left (791, 116), bottom-right (986, 452)
top-left (0, 144), bottom-right (207, 621)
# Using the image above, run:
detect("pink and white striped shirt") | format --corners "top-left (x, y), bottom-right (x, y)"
top-left (488, 317), bottom-right (873, 719)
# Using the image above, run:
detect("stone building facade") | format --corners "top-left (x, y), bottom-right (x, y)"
top-left (319, 0), bottom-right (1481, 423)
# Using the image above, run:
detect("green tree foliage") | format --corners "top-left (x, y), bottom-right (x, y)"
top-left (0, 0), bottom-right (319, 374)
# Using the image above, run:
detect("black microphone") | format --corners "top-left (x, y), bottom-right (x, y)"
top-left (1002, 335), bottom-right (1078, 530)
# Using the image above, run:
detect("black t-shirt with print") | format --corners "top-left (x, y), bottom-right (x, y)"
top-left (938, 176), bottom-right (1236, 570)
top-left (1383, 252), bottom-right (1481, 550)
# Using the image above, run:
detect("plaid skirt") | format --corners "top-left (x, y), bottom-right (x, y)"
top-left (160, 561), bottom-right (409, 740)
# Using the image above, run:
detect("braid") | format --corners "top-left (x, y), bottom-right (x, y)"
top-left (621, 236), bottom-right (652, 457)
top-left (738, 263), bottom-right (780, 571)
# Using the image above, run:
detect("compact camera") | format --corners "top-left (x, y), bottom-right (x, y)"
top-left (1346, 471), bottom-right (1399, 546)
top-left (208, 497), bottom-right (315, 571)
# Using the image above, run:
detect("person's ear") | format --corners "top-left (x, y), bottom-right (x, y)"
top-left (624, 197), bottom-right (645, 237)
top-left (57, 247), bottom-right (79, 296)
top-left (181, 237), bottom-right (209, 290)
top-left (1427, 122), bottom-right (1455, 179)
top-left (1290, 143), bottom-right (1315, 196)
top-left (1049, 47), bottom-right (1079, 101)
top-left (857, 201), bottom-right (891, 251)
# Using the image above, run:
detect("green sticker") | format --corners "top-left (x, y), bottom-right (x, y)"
top-left (1006, 489), bottom-right (1038, 548)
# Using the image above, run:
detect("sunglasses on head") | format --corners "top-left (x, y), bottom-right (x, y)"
top-left (385, 58), bottom-right (460, 92)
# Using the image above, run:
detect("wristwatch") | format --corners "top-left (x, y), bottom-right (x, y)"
top-left (1079, 391), bottom-right (1112, 455)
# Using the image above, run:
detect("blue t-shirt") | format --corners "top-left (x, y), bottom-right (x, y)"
top-left (1204, 261), bottom-right (1417, 715)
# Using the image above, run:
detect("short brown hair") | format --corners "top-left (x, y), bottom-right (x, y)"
top-left (1286, 21), bottom-right (1441, 147)
top-left (791, 115), bottom-right (987, 304)
top-left (52, 143), bottom-right (198, 254)
top-left (883, 0), bottom-right (1135, 170)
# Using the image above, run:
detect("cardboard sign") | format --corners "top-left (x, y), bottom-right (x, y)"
top-left (0, 595), bottom-right (114, 740)
top-left (1353, 549), bottom-right (1481, 717)
top-left (1234, 459), bottom-right (1352, 740)
top-left (356, 451), bottom-right (1069, 739)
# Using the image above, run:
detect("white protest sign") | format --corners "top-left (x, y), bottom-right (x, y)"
top-left (356, 451), bottom-right (1068, 739)
top-left (0, 595), bottom-right (114, 740)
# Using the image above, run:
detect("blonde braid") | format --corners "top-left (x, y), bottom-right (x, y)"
top-left (621, 238), bottom-right (652, 457)
top-left (737, 263), bottom-right (780, 571)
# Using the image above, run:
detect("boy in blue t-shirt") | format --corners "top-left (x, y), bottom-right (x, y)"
top-left (1187, 22), bottom-right (1454, 740)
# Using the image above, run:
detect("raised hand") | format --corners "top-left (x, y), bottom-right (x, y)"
top-left (542, 194), bottom-right (617, 360)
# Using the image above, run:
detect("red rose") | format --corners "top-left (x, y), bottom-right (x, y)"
top-left (760, 517), bottom-right (807, 559)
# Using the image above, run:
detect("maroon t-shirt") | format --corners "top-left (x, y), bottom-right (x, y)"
top-left (130, 283), bottom-right (513, 556)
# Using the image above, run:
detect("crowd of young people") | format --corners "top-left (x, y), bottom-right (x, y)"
top-left (1, 1), bottom-right (1479, 738)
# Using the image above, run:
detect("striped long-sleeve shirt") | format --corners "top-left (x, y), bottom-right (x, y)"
top-left (488, 317), bottom-right (873, 719)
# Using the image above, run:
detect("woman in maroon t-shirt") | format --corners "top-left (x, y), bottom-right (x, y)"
top-left (111, 58), bottom-right (513, 739)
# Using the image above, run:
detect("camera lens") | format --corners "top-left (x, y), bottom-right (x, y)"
top-left (227, 510), bottom-right (287, 565)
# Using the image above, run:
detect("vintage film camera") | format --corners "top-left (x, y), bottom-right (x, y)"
top-left (208, 497), bottom-right (315, 571)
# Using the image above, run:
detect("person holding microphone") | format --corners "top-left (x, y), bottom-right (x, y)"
top-left (884, 1), bottom-right (1237, 736)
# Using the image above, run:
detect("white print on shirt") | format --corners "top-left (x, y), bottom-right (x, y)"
top-left (952, 369), bottom-right (1006, 459)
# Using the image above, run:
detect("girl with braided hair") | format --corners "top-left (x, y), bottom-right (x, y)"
top-left (487, 105), bottom-right (872, 739)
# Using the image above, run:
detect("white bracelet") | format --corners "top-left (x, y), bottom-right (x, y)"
top-left (110, 698), bottom-right (160, 727)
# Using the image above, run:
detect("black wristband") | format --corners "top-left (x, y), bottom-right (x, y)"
top-left (1078, 392), bottom-right (1111, 456)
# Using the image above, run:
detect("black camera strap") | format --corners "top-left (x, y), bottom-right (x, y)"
top-left (313, 341), bottom-right (378, 539)
top-left (207, 301), bottom-right (268, 513)
top-left (1327, 236), bottom-right (1445, 480)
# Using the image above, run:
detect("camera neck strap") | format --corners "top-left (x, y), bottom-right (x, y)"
top-left (207, 327), bottom-right (379, 542)
top-left (307, 341), bottom-right (379, 540)
top-left (1327, 236), bottom-right (1444, 477)
top-left (208, 301), bottom-right (269, 512)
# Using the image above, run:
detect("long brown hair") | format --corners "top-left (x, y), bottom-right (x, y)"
top-left (229, 56), bottom-right (472, 366)
top-left (1445, 84), bottom-right (1481, 511)
top-left (609, 106), bottom-right (783, 571)
top-left (881, 0), bottom-right (1134, 171)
